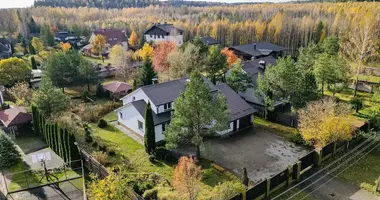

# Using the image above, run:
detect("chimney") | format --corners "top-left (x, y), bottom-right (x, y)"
top-left (253, 43), bottom-right (257, 50)
top-left (259, 60), bottom-right (266, 71)
top-left (152, 77), bottom-right (158, 85)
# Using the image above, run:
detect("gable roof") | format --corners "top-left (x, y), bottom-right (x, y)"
top-left (104, 81), bottom-right (132, 93)
top-left (242, 56), bottom-right (278, 85)
top-left (0, 107), bottom-right (32, 127)
top-left (130, 100), bottom-right (171, 125)
top-left (138, 77), bottom-right (217, 106)
top-left (0, 38), bottom-right (10, 45)
top-left (144, 23), bottom-right (183, 35)
top-left (230, 42), bottom-right (285, 58)
top-left (216, 83), bottom-right (255, 121)
top-left (200, 36), bottom-right (219, 46)
top-left (93, 29), bottom-right (127, 46)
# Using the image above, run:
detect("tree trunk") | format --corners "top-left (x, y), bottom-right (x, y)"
top-left (196, 145), bottom-right (201, 158)
top-left (353, 75), bottom-right (359, 97)
top-left (87, 83), bottom-right (90, 92)
top-left (321, 80), bottom-right (324, 97)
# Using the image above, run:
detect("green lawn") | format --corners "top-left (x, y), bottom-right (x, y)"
top-left (339, 145), bottom-right (380, 195)
top-left (102, 111), bottom-right (117, 122)
top-left (83, 56), bottom-right (112, 65)
top-left (357, 74), bottom-right (380, 84)
top-left (89, 123), bottom-right (240, 191)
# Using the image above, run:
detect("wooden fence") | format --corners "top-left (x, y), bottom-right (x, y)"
top-left (229, 136), bottom-right (365, 200)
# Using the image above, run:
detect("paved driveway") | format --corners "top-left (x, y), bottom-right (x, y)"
top-left (203, 126), bottom-right (310, 183)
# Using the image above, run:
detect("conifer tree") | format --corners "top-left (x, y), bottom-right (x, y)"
top-left (144, 102), bottom-right (156, 154)
top-left (0, 132), bottom-right (21, 169)
top-left (138, 57), bottom-right (156, 86)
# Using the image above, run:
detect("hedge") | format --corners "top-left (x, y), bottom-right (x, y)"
top-left (31, 106), bottom-right (80, 164)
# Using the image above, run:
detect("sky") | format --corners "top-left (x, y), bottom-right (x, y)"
top-left (0, 0), bottom-right (289, 9)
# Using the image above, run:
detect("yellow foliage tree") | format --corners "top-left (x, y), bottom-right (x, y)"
top-left (298, 98), bottom-right (355, 149)
top-left (91, 34), bottom-right (107, 55)
top-left (137, 43), bottom-right (154, 60)
top-left (128, 30), bottom-right (139, 48)
top-left (60, 42), bottom-right (71, 52)
top-left (31, 37), bottom-right (44, 52)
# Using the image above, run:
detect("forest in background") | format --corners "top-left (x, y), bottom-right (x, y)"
top-left (0, 2), bottom-right (379, 60)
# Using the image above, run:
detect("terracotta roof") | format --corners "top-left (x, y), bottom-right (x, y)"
top-left (0, 107), bottom-right (32, 127)
top-left (104, 81), bottom-right (132, 93)
top-left (93, 29), bottom-right (127, 47)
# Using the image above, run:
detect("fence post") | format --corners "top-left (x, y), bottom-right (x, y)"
top-left (265, 177), bottom-right (271, 198)
top-left (314, 150), bottom-right (322, 167)
top-left (332, 142), bottom-right (337, 157)
top-left (286, 165), bottom-right (292, 186)
top-left (345, 141), bottom-right (350, 151)
top-left (296, 161), bottom-right (301, 181)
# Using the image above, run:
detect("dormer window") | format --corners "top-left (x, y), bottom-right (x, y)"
top-left (163, 102), bottom-right (172, 111)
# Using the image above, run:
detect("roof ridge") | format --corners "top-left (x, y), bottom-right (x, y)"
top-left (141, 78), bottom-right (187, 90)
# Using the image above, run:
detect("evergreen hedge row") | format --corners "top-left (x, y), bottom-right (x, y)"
top-left (31, 106), bottom-right (80, 164)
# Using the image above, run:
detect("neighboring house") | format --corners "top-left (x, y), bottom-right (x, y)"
top-left (116, 77), bottom-right (255, 143)
top-left (31, 69), bottom-right (43, 89)
top-left (0, 107), bottom-right (32, 137)
top-left (104, 81), bottom-right (133, 100)
top-left (85, 29), bottom-right (128, 55)
top-left (55, 31), bottom-right (80, 43)
top-left (199, 36), bottom-right (219, 46)
top-left (144, 23), bottom-right (184, 46)
top-left (229, 42), bottom-right (285, 60)
top-left (0, 38), bottom-right (12, 59)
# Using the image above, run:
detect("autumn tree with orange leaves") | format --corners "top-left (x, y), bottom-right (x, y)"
top-left (60, 42), bottom-right (71, 52)
top-left (221, 47), bottom-right (238, 66)
top-left (173, 156), bottom-right (202, 200)
top-left (128, 30), bottom-right (139, 49)
top-left (153, 41), bottom-right (176, 73)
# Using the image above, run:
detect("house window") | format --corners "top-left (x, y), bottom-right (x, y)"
top-left (138, 120), bottom-right (143, 130)
top-left (163, 102), bottom-right (172, 110)
top-left (113, 38), bottom-right (117, 41)
top-left (162, 123), bottom-right (166, 132)
top-left (119, 112), bottom-right (123, 119)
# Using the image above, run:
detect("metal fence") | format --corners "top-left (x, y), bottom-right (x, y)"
top-left (228, 136), bottom-right (364, 200)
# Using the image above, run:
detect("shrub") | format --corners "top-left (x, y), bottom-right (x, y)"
top-left (143, 188), bottom-right (158, 200)
top-left (155, 147), bottom-right (167, 160)
top-left (108, 150), bottom-right (116, 156)
top-left (1, 103), bottom-right (9, 111)
top-left (98, 145), bottom-right (107, 152)
top-left (98, 119), bottom-right (108, 128)
top-left (149, 155), bottom-right (156, 162)
top-left (96, 82), bottom-right (105, 97)
top-left (84, 127), bottom-right (93, 143)
top-left (82, 90), bottom-right (91, 101)
top-left (0, 132), bottom-right (21, 169)
top-left (91, 151), bottom-right (108, 165)
top-left (92, 141), bottom-right (98, 147)
top-left (350, 97), bottom-right (363, 113)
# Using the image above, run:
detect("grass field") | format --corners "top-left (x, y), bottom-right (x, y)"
top-left (339, 145), bottom-right (380, 195)
top-left (88, 123), bottom-right (240, 194)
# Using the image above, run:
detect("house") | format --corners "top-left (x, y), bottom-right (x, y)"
top-left (229, 42), bottom-right (285, 60)
top-left (116, 77), bottom-right (255, 143)
top-left (0, 107), bottom-right (32, 137)
top-left (200, 36), bottom-right (219, 46)
top-left (84, 29), bottom-right (128, 55)
top-left (0, 38), bottom-right (12, 59)
top-left (144, 23), bottom-right (184, 46)
top-left (104, 81), bottom-right (133, 100)
top-left (55, 31), bottom-right (80, 43)
top-left (31, 69), bottom-right (43, 88)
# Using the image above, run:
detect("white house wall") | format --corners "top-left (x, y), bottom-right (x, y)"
top-left (118, 105), bottom-right (145, 138)
top-left (122, 89), bottom-right (159, 114)
top-left (154, 125), bottom-right (165, 142)
top-left (144, 34), bottom-right (183, 46)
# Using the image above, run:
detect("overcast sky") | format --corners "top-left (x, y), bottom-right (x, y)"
top-left (0, 0), bottom-right (290, 9)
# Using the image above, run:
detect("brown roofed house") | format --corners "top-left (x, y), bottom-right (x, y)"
top-left (104, 81), bottom-right (133, 100)
top-left (85, 29), bottom-right (128, 55)
top-left (0, 107), bottom-right (32, 137)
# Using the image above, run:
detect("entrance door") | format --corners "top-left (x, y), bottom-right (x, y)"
top-left (233, 120), bottom-right (237, 132)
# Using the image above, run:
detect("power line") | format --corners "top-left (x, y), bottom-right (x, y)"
top-left (272, 136), bottom-right (375, 200)
top-left (285, 136), bottom-right (380, 200)
top-left (299, 141), bottom-right (380, 200)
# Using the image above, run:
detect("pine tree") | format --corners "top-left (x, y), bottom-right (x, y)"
top-left (31, 56), bottom-right (37, 70)
top-left (205, 45), bottom-right (227, 84)
top-left (144, 102), bottom-right (156, 154)
top-left (28, 42), bottom-right (36, 55)
top-left (138, 57), bottom-right (156, 86)
top-left (0, 132), bottom-right (21, 169)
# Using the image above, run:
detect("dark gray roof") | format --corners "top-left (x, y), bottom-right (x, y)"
top-left (242, 56), bottom-right (277, 85)
top-left (145, 23), bottom-right (183, 35)
top-left (0, 43), bottom-right (8, 52)
top-left (141, 77), bottom-right (217, 106)
top-left (216, 83), bottom-right (255, 121)
top-left (131, 100), bottom-right (171, 125)
top-left (230, 42), bottom-right (285, 57)
top-left (0, 38), bottom-right (10, 45)
top-left (200, 36), bottom-right (219, 46)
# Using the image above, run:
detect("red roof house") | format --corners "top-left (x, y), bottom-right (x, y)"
top-left (0, 107), bottom-right (32, 127)
top-left (104, 81), bottom-right (132, 100)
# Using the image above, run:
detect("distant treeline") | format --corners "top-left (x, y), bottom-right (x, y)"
top-left (33, 0), bottom-right (225, 9)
